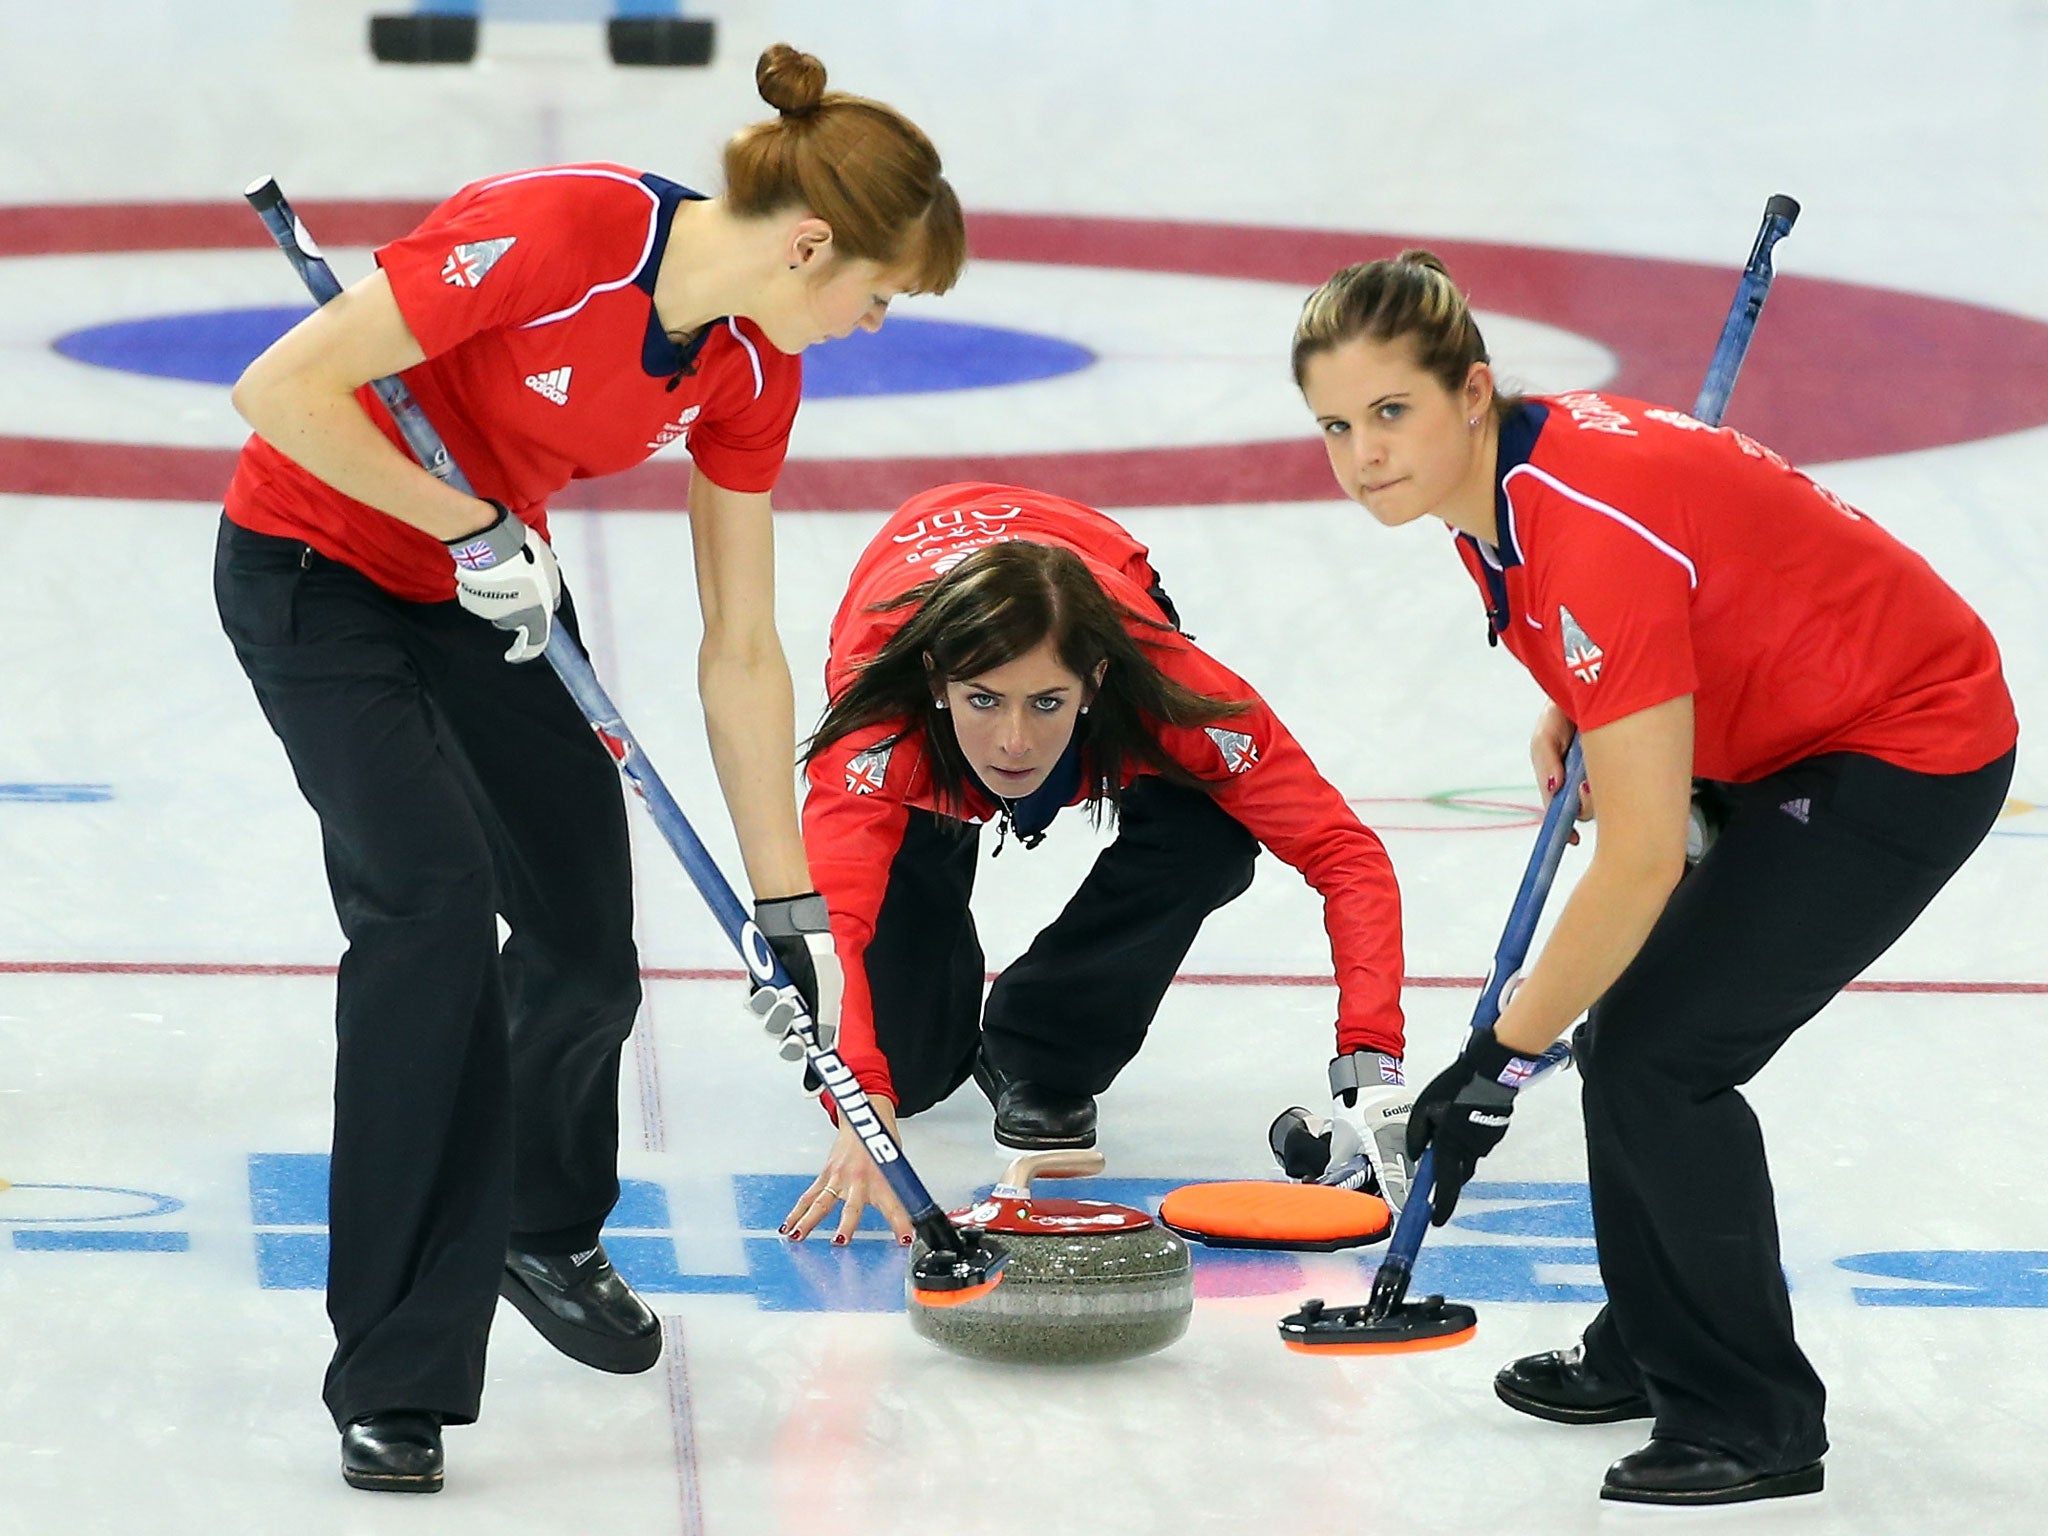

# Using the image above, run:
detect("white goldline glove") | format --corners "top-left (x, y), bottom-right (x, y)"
top-left (445, 501), bottom-right (562, 663)
top-left (1269, 1050), bottom-right (1416, 1215)
top-left (749, 893), bottom-right (842, 1061)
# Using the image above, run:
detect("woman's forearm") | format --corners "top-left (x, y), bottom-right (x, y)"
top-left (235, 381), bottom-right (494, 540)
top-left (230, 268), bottom-right (493, 541)
top-left (700, 635), bottom-right (813, 899)
top-left (1492, 851), bottom-right (1681, 1055)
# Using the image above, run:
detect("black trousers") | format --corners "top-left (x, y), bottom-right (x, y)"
top-left (864, 777), bottom-right (1259, 1115)
top-left (214, 519), bottom-right (642, 1429)
top-left (1573, 746), bottom-right (2013, 1470)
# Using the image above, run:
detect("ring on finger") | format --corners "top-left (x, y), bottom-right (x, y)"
top-left (822, 1185), bottom-right (843, 1199)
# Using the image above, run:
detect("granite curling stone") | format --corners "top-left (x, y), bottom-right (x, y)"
top-left (907, 1150), bottom-right (1193, 1364)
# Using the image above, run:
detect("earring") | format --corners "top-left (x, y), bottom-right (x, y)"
top-left (1468, 416), bottom-right (1481, 428)
top-left (1079, 705), bottom-right (1090, 715)
top-left (933, 698), bottom-right (947, 711)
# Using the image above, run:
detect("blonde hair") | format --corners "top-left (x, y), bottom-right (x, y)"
top-left (1292, 249), bottom-right (1515, 417)
top-left (723, 43), bottom-right (965, 295)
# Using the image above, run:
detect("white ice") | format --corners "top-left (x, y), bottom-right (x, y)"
top-left (0, 3), bottom-right (2044, 1533)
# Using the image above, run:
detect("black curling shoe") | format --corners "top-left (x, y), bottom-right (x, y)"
top-left (1601, 1438), bottom-right (1825, 1505)
top-left (1495, 1343), bottom-right (1652, 1424)
top-left (993, 1079), bottom-right (1098, 1149)
top-left (500, 1242), bottom-right (662, 1374)
top-left (341, 1412), bottom-right (443, 1493)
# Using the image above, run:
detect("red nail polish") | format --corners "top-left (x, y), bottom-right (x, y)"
top-left (898, 1234), bottom-right (912, 1246)
top-left (831, 1234), bottom-right (849, 1247)
top-left (1546, 775), bottom-right (1557, 793)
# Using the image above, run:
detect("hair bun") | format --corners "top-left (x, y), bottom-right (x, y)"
top-left (1394, 248), bottom-right (1452, 278)
top-left (756, 43), bottom-right (827, 118)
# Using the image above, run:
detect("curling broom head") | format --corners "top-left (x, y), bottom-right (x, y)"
top-left (1277, 1295), bottom-right (1478, 1355)
top-left (1159, 1180), bottom-right (1392, 1251)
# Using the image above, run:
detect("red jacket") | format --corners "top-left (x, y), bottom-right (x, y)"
top-left (226, 164), bottom-right (800, 599)
top-left (1455, 395), bottom-right (2015, 780)
top-left (805, 483), bottom-right (1406, 1104)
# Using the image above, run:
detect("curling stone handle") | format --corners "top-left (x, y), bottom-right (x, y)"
top-left (994, 1148), bottom-right (1106, 1195)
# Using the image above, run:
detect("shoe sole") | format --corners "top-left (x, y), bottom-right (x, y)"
top-left (1494, 1377), bottom-right (1652, 1425)
top-left (342, 1466), bottom-right (443, 1494)
top-left (1601, 1460), bottom-right (1824, 1505)
top-left (992, 1122), bottom-right (1097, 1151)
top-left (498, 1270), bottom-right (662, 1374)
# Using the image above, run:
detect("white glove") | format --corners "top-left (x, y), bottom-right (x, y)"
top-left (445, 501), bottom-right (562, 663)
top-left (1269, 1050), bottom-right (1416, 1214)
top-left (747, 893), bottom-right (842, 1061)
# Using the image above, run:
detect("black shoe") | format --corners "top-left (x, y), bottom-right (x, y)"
top-left (1494, 1343), bottom-right (1652, 1424)
top-left (500, 1242), bottom-right (661, 1374)
top-left (993, 1079), bottom-right (1097, 1149)
top-left (1601, 1438), bottom-right (1825, 1506)
top-left (341, 1412), bottom-right (443, 1494)
top-left (971, 1048), bottom-right (1003, 1109)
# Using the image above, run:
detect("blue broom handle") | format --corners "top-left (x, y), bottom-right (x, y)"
top-left (1372, 195), bottom-right (1799, 1316)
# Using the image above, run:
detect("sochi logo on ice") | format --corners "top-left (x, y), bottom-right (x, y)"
top-left (441, 236), bottom-right (516, 288)
top-left (1560, 606), bottom-right (1604, 684)
top-left (844, 742), bottom-right (894, 795)
top-left (1204, 726), bottom-right (1258, 774)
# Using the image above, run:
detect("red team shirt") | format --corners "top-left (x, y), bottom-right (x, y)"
top-left (225, 164), bottom-right (803, 599)
top-left (1455, 394), bottom-right (2015, 782)
top-left (805, 483), bottom-right (1407, 1105)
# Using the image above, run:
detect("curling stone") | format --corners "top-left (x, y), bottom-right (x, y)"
top-left (907, 1150), bottom-right (1192, 1364)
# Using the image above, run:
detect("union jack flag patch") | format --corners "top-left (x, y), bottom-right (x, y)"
top-left (441, 236), bottom-right (516, 289)
top-left (845, 742), bottom-right (894, 795)
top-left (1497, 1055), bottom-right (1539, 1089)
top-left (1204, 726), bottom-right (1258, 775)
top-left (448, 537), bottom-right (498, 571)
top-left (1560, 605), bottom-right (1605, 684)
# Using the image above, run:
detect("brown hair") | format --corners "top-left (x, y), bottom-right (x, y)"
top-left (807, 542), bottom-right (1250, 818)
top-left (1291, 249), bottom-right (1520, 420)
top-left (724, 43), bottom-right (965, 296)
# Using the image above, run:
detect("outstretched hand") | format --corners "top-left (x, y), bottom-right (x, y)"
top-left (781, 1103), bottom-right (913, 1246)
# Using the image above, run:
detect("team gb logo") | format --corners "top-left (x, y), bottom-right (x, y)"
top-left (845, 743), bottom-right (894, 795)
top-left (1560, 606), bottom-right (1605, 684)
top-left (1204, 726), bottom-right (1258, 775)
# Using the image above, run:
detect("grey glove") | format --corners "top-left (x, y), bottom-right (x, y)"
top-left (748, 893), bottom-right (841, 1060)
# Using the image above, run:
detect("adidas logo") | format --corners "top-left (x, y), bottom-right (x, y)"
top-left (1780, 797), bottom-right (1812, 824)
top-left (524, 366), bottom-right (572, 405)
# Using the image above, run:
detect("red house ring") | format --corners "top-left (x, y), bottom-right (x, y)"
top-left (4, 203), bottom-right (2047, 511)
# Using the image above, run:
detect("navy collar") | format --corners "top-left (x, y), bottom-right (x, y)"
top-left (1460, 399), bottom-right (1549, 642)
top-left (635, 173), bottom-right (715, 383)
top-left (974, 732), bottom-right (1087, 852)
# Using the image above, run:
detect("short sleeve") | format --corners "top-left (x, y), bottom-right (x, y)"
top-left (1532, 504), bottom-right (1697, 730)
top-left (686, 321), bottom-right (802, 493)
top-left (376, 168), bottom-right (658, 360)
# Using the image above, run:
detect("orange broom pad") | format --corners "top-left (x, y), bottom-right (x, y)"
top-left (1159, 1181), bottom-right (1391, 1252)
